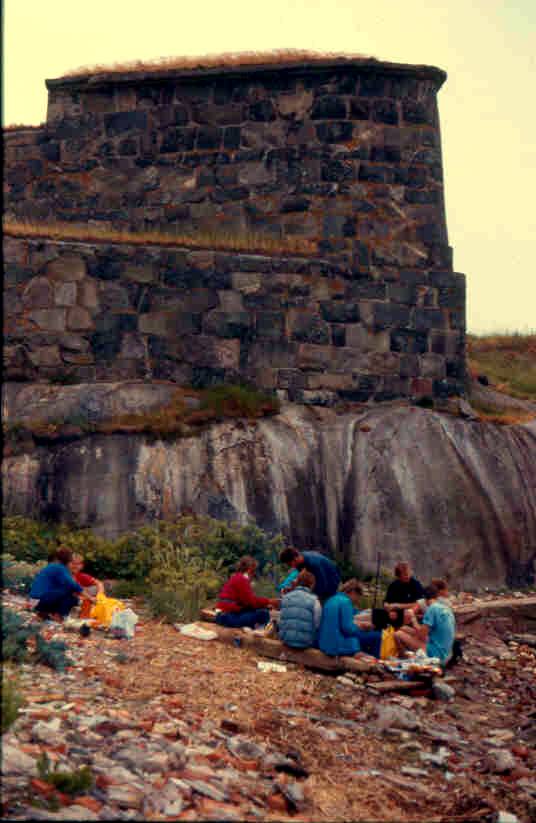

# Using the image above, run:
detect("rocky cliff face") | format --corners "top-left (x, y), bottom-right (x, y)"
top-left (3, 387), bottom-right (535, 589)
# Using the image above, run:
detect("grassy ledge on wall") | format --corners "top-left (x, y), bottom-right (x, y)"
top-left (59, 49), bottom-right (376, 80)
top-left (3, 219), bottom-right (317, 258)
top-left (467, 333), bottom-right (536, 401)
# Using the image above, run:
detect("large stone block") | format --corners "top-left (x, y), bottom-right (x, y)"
top-left (28, 309), bottom-right (66, 332)
top-left (67, 306), bottom-right (94, 331)
top-left (27, 345), bottom-right (62, 367)
top-left (22, 278), bottom-right (54, 309)
top-left (287, 310), bottom-right (330, 344)
top-left (345, 324), bottom-right (390, 352)
top-left (54, 281), bottom-right (78, 307)
top-left (45, 254), bottom-right (87, 282)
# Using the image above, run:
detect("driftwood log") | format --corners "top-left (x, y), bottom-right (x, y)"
top-left (199, 621), bottom-right (377, 674)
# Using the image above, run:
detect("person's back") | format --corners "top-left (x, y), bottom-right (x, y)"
top-left (317, 592), bottom-right (360, 657)
top-left (301, 551), bottom-right (341, 600)
top-left (423, 599), bottom-right (456, 664)
top-left (279, 578), bottom-right (321, 649)
top-left (30, 562), bottom-right (75, 600)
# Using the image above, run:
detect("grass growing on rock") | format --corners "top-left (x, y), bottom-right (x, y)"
top-left (467, 332), bottom-right (536, 401)
top-left (3, 218), bottom-right (317, 257)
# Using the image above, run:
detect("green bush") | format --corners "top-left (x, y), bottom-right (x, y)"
top-left (2, 517), bottom-right (59, 563)
top-left (37, 752), bottom-right (93, 795)
top-left (146, 584), bottom-right (206, 623)
top-left (1, 607), bottom-right (39, 663)
top-left (2, 669), bottom-right (24, 734)
top-left (1, 607), bottom-right (71, 671)
top-left (2, 555), bottom-right (47, 594)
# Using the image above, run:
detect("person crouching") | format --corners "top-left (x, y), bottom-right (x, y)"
top-left (29, 547), bottom-right (83, 622)
top-left (215, 555), bottom-right (279, 630)
top-left (279, 570), bottom-right (321, 649)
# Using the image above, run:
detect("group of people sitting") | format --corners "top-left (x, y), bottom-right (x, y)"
top-left (215, 552), bottom-right (456, 666)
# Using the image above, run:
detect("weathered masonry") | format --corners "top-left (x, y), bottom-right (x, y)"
top-left (3, 56), bottom-right (466, 402)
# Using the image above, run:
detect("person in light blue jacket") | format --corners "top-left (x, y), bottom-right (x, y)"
top-left (318, 579), bottom-right (382, 658)
top-left (279, 571), bottom-right (322, 649)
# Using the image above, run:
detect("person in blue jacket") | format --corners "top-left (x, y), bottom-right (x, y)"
top-left (279, 547), bottom-right (340, 602)
top-left (279, 570), bottom-right (322, 649)
top-left (318, 579), bottom-right (383, 658)
top-left (29, 547), bottom-right (83, 621)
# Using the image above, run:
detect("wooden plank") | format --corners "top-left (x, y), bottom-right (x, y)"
top-left (199, 622), bottom-right (377, 674)
top-left (367, 679), bottom-right (430, 693)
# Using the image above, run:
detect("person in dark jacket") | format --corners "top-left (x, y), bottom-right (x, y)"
top-left (279, 547), bottom-right (341, 601)
top-left (279, 570), bottom-right (322, 649)
top-left (29, 547), bottom-right (83, 621)
top-left (384, 561), bottom-right (425, 613)
top-left (216, 556), bottom-right (279, 629)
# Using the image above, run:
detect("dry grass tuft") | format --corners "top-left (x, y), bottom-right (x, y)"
top-left (3, 123), bottom-right (45, 132)
top-left (60, 48), bottom-right (376, 79)
top-left (3, 218), bottom-right (317, 257)
top-left (467, 332), bottom-right (536, 401)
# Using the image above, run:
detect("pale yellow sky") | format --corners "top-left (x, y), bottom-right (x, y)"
top-left (4, 0), bottom-right (535, 334)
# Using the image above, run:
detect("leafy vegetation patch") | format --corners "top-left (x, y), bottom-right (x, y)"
top-left (1, 607), bottom-right (71, 671)
top-left (2, 669), bottom-right (24, 734)
top-left (3, 384), bottom-right (280, 449)
top-left (37, 752), bottom-right (93, 795)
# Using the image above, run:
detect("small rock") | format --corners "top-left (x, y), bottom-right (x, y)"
top-left (163, 798), bottom-right (184, 816)
top-left (375, 705), bottom-right (421, 733)
top-left (401, 766), bottom-right (429, 778)
top-left (187, 779), bottom-right (227, 802)
top-left (496, 812), bottom-right (519, 823)
top-left (318, 727), bottom-right (339, 742)
top-left (2, 743), bottom-right (38, 776)
top-left (432, 680), bottom-right (455, 701)
top-left (106, 784), bottom-right (144, 809)
top-left (487, 749), bottom-right (516, 774)
top-left (226, 736), bottom-right (265, 761)
top-left (420, 747), bottom-right (450, 767)
top-left (276, 780), bottom-right (305, 810)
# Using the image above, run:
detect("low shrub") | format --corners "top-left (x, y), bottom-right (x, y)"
top-left (2, 607), bottom-right (71, 671)
top-left (2, 669), bottom-right (24, 734)
top-left (37, 752), bottom-right (93, 795)
top-left (2, 555), bottom-right (47, 594)
top-left (2, 517), bottom-right (59, 563)
top-left (146, 584), bottom-right (206, 623)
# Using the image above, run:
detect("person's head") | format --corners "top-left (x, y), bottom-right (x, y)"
top-left (394, 561), bottom-right (411, 583)
top-left (341, 578), bottom-right (363, 607)
top-left (423, 584), bottom-right (439, 605)
top-left (47, 549), bottom-right (58, 563)
top-left (296, 570), bottom-right (315, 591)
top-left (431, 578), bottom-right (448, 597)
top-left (56, 547), bottom-right (73, 566)
top-left (279, 547), bottom-right (304, 569)
top-left (70, 553), bottom-right (84, 575)
top-left (236, 555), bottom-right (258, 577)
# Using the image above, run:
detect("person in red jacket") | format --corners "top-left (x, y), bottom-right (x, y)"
top-left (216, 556), bottom-right (280, 629)
top-left (70, 554), bottom-right (104, 618)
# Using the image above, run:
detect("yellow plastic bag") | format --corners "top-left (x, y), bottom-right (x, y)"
top-left (89, 593), bottom-right (125, 628)
top-left (380, 626), bottom-right (398, 660)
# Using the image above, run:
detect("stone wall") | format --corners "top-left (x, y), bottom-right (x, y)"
top-left (4, 58), bottom-right (451, 268)
top-left (4, 235), bottom-right (465, 402)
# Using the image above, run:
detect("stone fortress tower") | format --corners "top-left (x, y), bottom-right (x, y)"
top-left (4, 53), bottom-right (466, 403)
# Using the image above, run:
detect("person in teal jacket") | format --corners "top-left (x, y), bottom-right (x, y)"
top-left (317, 579), bottom-right (382, 657)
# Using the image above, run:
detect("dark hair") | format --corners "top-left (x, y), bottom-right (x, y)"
top-left (56, 547), bottom-right (73, 566)
top-left (423, 584), bottom-right (439, 600)
top-left (341, 578), bottom-right (363, 596)
top-left (394, 561), bottom-right (410, 579)
top-left (296, 570), bottom-right (315, 590)
top-left (47, 549), bottom-right (58, 563)
top-left (280, 547), bottom-right (300, 565)
top-left (236, 555), bottom-right (257, 574)
top-left (431, 578), bottom-right (447, 592)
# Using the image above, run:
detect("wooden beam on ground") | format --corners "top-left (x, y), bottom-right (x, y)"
top-left (454, 595), bottom-right (536, 630)
top-left (200, 622), bottom-right (377, 674)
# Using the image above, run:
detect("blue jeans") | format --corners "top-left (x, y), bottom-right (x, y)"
top-left (35, 592), bottom-right (78, 618)
top-left (216, 609), bottom-right (270, 629)
top-left (355, 628), bottom-right (382, 658)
